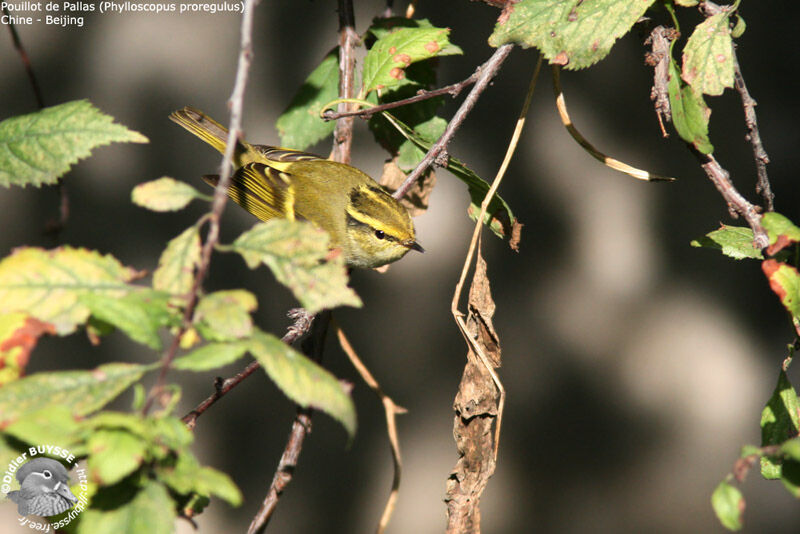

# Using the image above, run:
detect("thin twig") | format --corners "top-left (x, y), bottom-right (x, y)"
top-left (330, 0), bottom-right (359, 164)
top-left (247, 311), bottom-right (331, 534)
top-left (181, 309), bottom-right (315, 428)
top-left (392, 44), bottom-right (514, 200)
top-left (3, 8), bottom-right (44, 109)
top-left (322, 72), bottom-right (481, 121)
top-left (335, 323), bottom-right (407, 534)
top-left (699, 153), bottom-right (768, 248)
top-left (143, 0), bottom-right (258, 414)
top-left (732, 48), bottom-right (773, 210)
top-left (3, 7), bottom-right (73, 236)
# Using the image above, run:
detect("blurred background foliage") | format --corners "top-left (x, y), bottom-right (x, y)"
top-left (2, 1), bottom-right (800, 532)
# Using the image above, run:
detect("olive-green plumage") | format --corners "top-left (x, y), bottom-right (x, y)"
top-left (169, 107), bottom-right (423, 269)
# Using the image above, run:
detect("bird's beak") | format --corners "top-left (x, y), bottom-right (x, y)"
top-left (54, 481), bottom-right (78, 503)
top-left (405, 241), bottom-right (425, 253)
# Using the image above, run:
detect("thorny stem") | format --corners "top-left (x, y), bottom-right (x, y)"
top-left (143, 0), bottom-right (258, 414)
top-left (322, 71), bottom-right (481, 121)
top-left (181, 310), bottom-right (315, 429)
top-left (392, 44), bottom-right (515, 200)
top-left (330, 0), bottom-right (358, 164)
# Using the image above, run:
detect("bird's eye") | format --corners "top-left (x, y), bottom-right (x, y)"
top-left (42, 470), bottom-right (52, 479)
top-left (374, 230), bottom-right (385, 240)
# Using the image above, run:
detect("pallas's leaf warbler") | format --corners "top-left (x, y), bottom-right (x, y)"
top-left (170, 107), bottom-right (423, 269)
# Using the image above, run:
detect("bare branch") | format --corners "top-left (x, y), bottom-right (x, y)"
top-left (732, 48), bottom-right (773, 210)
top-left (322, 72), bottom-right (480, 121)
top-left (144, 0), bottom-right (258, 414)
top-left (392, 44), bottom-right (515, 201)
top-left (330, 0), bottom-right (359, 164)
top-left (699, 153), bottom-right (767, 248)
top-left (644, 25), bottom-right (676, 137)
top-left (181, 309), bottom-right (315, 429)
top-left (247, 311), bottom-right (331, 534)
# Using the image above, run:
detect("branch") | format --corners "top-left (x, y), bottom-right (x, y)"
top-left (330, 0), bottom-right (359, 164)
top-left (247, 311), bottom-right (331, 534)
top-left (699, 153), bottom-right (768, 248)
top-left (143, 0), bottom-right (258, 414)
top-left (644, 25), bottom-right (676, 138)
top-left (322, 72), bottom-right (480, 121)
top-left (732, 48), bottom-right (773, 210)
top-left (392, 44), bottom-right (515, 200)
top-left (181, 309), bottom-right (315, 429)
top-left (3, 8), bottom-right (44, 109)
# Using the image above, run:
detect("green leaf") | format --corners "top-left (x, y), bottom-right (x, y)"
top-left (88, 429), bottom-right (147, 486)
top-left (157, 451), bottom-right (242, 506)
top-left (0, 100), bottom-right (147, 188)
top-left (153, 226), bottom-right (202, 295)
top-left (682, 12), bottom-right (734, 96)
top-left (488, 0), bottom-right (655, 70)
top-left (782, 437), bottom-right (800, 462)
top-left (249, 329), bottom-right (356, 439)
top-left (362, 26), bottom-right (461, 95)
top-left (731, 15), bottom-right (746, 39)
top-left (668, 59), bottom-right (714, 154)
top-left (173, 341), bottom-right (249, 371)
top-left (761, 370), bottom-right (800, 479)
top-left (780, 459), bottom-right (800, 497)
top-left (80, 290), bottom-right (174, 350)
top-left (762, 260), bottom-right (800, 321)
top-left (380, 113), bottom-right (516, 239)
top-left (231, 220), bottom-right (361, 313)
top-left (0, 363), bottom-right (148, 426)
top-left (77, 480), bottom-right (175, 534)
top-left (276, 51), bottom-right (340, 150)
top-left (690, 225), bottom-right (763, 260)
top-left (762, 212), bottom-right (800, 252)
top-left (195, 290), bottom-right (257, 341)
top-left (675, 0), bottom-right (698, 5)
top-left (131, 177), bottom-right (205, 212)
top-left (711, 480), bottom-right (744, 531)
top-left (3, 406), bottom-right (81, 446)
top-left (0, 247), bottom-right (140, 335)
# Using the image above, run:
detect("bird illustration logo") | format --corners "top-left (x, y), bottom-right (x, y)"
top-left (7, 457), bottom-right (78, 517)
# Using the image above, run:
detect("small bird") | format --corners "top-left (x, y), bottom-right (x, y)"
top-left (7, 458), bottom-right (78, 517)
top-left (169, 107), bottom-right (424, 269)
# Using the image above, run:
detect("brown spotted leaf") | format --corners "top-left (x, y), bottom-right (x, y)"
top-left (488, 0), bottom-right (655, 70)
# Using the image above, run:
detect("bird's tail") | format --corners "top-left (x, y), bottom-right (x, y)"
top-left (169, 106), bottom-right (231, 155)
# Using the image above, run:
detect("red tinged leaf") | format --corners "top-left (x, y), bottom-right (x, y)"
top-left (0, 314), bottom-right (56, 384)
top-left (762, 259), bottom-right (800, 319)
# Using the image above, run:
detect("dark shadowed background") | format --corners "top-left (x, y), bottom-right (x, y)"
top-left (2, 1), bottom-right (800, 532)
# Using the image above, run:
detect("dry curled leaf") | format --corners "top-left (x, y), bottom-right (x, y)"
top-left (380, 158), bottom-right (436, 217)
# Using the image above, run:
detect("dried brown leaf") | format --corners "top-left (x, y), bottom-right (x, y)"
top-left (466, 248), bottom-right (501, 367)
top-left (380, 158), bottom-right (436, 217)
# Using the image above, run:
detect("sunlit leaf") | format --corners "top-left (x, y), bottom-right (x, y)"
top-left (231, 220), bottom-right (361, 313)
top-left (153, 226), bottom-right (202, 295)
top-left (668, 59), bottom-right (713, 154)
top-left (682, 12), bottom-right (734, 96)
top-left (88, 429), bottom-right (148, 486)
top-left (0, 363), bottom-right (148, 426)
top-left (173, 342), bottom-right (249, 372)
top-left (362, 26), bottom-right (461, 94)
top-left (249, 329), bottom-right (356, 439)
top-left (131, 177), bottom-right (205, 212)
top-left (690, 225), bottom-right (763, 260)
top-left (488, 0), bottom-right (655, 70)
top-left (195, 290), bottom-right (257, 341)
top-left (711, 480), bottom-right (744, 531)
top-left (0, 247), bottom-right (140, 335)
top-left (0, 100), bottom-right (147, 188)
top-left (77, 480), bottom-right (174, 534)
top-left (761, 370), bottom-right (800, 479)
